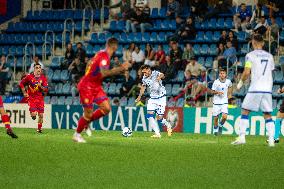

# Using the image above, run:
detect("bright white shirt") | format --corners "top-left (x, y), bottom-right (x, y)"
top-left (142, 70), bottom-right (166, 98)
top-left (212, 78), bottom-right (232, 104)
top-left (132, 50), bottom-right (145, 63)
top-left (245, 49), bottom-right (274, 93)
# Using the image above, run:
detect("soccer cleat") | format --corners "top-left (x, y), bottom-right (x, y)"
top-left (36, 129), bottom-right (43, 134)
top-left (85, 127), bottom-right (92, 137)
top-left (167, 127), bottom-right (172, 137)
top-left (73, 133), bottom-right (86, 143)
top-left (231, 137), bottom-right (246, 145)
top-left (6, 129), bottom-right (18, 139)
top-left (151, 134), bottom-right (161, 138)
top-left (266, 138), bottom-right (280, 144)
top-left (268, 137), bottom-right (275, 147)
top-left (213, 127), bottom-right (219, 136)
top-left (218, 126), bottom-right (223, 135)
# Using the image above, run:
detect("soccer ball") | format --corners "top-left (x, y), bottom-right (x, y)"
top-left (122, 127), bottom-right (132, 137)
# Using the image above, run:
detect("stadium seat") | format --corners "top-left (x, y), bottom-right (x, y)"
top-left (171, 84), bottom-right (180, 96)
top-left (55, 83), bottom-right (63, 94)
top-left (151, 8), bottom-right (159, 19)
top-left (127, 97), bottom-right (135, 107)
top-left (86, 44), bottom-right (93, 56)
top-left (208, 19), bottom-right (216, 29)
top-left (62, 83), bottom-right (71, 94)
top-left (274, 70), bottom-right (284, 83)
top-left (57, 96), bottom-right (65, 105)
top-left (73, 97), bottom-right (80, 105)
top-left (142, 32), bottom-right (150, 43)
top-left (200, 44), bottom-right (209, 55)
top-left (176, 98), bottom-right (184, 107)
top-left (159, 7), bottom-right (167, 18)
top-left (193, 44), bottom-right (200, 55)
top-left (209, 44), bottom-right (218, 55)
top-left (204, 31), bottom-right (213, 42)
top-left (44, 96), bottom-right (50, 104)
top-left (50, 57), bottom-right (60, 69)
top-left (52, 70), bottom-right (61, 81)
top-left (157, 32), bottom-right (166, 43)
top-left (216, 18), bottom-right (225, 29)
top-left (108, 83), bottom-right (116, 95)
top-left (165, 84), bottom-right (172, 96)
top-left (204, 57), bottom-right (213, 68)
top-left (195, 31), bottom-right (204, 42)
top-left (47, 69), bottom-right (54, 80)
top-left (50, 96), bottom-right (58, 104)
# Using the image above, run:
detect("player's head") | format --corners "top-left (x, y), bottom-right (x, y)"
top-left (140, 65), bottom-right (151, 77)
top-left (106, 37), bottom-right (119, 56)
top-left (33, 63), bottom-right (42, 76)
top-left (252, 34), bottom-right (264, 50)
top-left (219, 68), bottom-right (227, 80)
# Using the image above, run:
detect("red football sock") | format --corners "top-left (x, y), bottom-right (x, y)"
top-left (1, 115), bottom-right (11, 130)
top-left (77, 116), bottom-right (90, 133)
top-left (92, 109), bottom-right (105, 121)
top-left (38, 123), bottom-right (42, 130)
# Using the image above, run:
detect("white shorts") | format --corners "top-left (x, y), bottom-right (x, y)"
top-left (147, 96), bottom-right (167, 115)
top-left (212, 104), bottom-right (228, 117)
top-left (242, 92), bottom-right (272, 113)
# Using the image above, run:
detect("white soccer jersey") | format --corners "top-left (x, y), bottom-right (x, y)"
top-left (245, 50), bottom-right (274, 93)
top-left (142, 70), bottom-right (166, 98)
top-left (212, 79), bottom-right (232, 104)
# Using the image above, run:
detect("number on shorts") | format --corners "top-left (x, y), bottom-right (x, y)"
top-left (261, 59), bottom-right (268, 75)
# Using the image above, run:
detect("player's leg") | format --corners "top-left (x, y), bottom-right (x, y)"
top-left (274, 101), bottom-right (284, 142)
top-left (37, 113), bottom-right (44, 133)
top-left (218, 112), bottom-right (228, 135)
top-left (156, 97), bottom-right (172, 136)
top-left (0, 107), bottom-right (18, 138)
top-left (231, 109), bottom-right (250, 145)
top-left (73, 107), bottom-right (93, 143)
top-left (147, 99), bottom-right (160, 138)
top-left (213, 115), bottom-right (219, 136)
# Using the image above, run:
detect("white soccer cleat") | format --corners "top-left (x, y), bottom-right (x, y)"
top-left (85, 127), bottom-right (92, 137)
top-left (151, 134), bottom-right (161, 138)
top-left (231, 137), bottom-right (246, 145)
top-left (268, 137), bottom-right (275, 147)
top-left (73, 133), bottom-right (86, 143)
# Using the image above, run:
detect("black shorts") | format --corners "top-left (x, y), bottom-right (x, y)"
top-left (279, 100), bottom-right (284, 113)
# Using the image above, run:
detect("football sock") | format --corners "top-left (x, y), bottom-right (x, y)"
top-left (239, 115), bottom-right (249, 141)
top-left (77, 116), bottom-right (90, 133)
top-left (219, 118), bottom-right (226, 127)
top-left (37, 123), bottom-right (42, 130)
top-left (157, 118), bottom-right (171, 129)
top-left (265, 118), bottom-right (275, 142)
top-left (148, 116), bottom-right (160, 136)
top-left (274, 118), bottom-right (282, 140)
top-left (213, 125), bottom-right (218, 133)
top-left (1, 114), bottom-right (11, 130)
top-left (91, 109), bottom-right (105, 121)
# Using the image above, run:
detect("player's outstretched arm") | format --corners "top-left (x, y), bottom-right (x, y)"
top-left (19, 76), bottom-right (29, 97)
top-left (237, 66), bottom-right (251, 90)
top-left (101, 61), bottom-right (131, 78)
top-left (135, 85), bottom-right (146, 103)
top-left (157, 73), bottom-right (165, 81)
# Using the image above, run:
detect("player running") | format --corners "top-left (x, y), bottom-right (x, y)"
top-left (0, 96), bottom-right (18, 138)
top-left (135, 65), bottom-right (172, 138)
top-left (271, 87), bottom-right (284, 143)
top-left (232, 34), bottom-right (275, 147)
top-left (19, 63), bottom-right (48, 133)
top-left (211, 69), bottom-right (232, 136)
top-left (73, 38), bottom-right (131, 143)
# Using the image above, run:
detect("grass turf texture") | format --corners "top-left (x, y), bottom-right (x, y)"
top-left (0, 128), bottom-right (284, 189)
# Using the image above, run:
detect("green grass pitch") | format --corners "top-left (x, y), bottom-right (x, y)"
top-left (0, 128), bottom-right (284, 189)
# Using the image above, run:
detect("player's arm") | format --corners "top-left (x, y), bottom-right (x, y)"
top-left (209, 81), bottom-right (223, 95)
top-left (101, 61), bottom-right (131, 78)
top-left (19, 76), bottom-right (29, 97)
top-left (237, 58), bottom-right (251, 90)
top-left (157, 72), bottom-right (165, 81)
top-left (135, 84), bottom-right (146, 103)
top-left (38, 77), bottom-right (48, 93)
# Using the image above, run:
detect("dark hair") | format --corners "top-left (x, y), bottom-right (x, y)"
top-left (140, 64), bottom-right (151, 70)
top-left (76, 42), bottom-right (82, 46)
top-left (252, 34), bottom-right (264, 42)
top-left (219, 68), bottom-right (227, 73)
top-left (34, 63), bottom-right (41, 68)
top-left (107, 37), bottom-right (119, 47)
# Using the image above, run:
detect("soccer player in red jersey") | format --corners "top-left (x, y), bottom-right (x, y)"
top-left (0, 96), bottom-right (18, 138)
top-left (73, 38), bottom-right (131, 143)
top-left (19, 63), bottom-right (48, 133)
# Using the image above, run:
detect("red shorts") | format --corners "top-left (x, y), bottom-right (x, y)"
top-left (0, 96), bottom-right (3, 108)
top-left (78, 85), bottom-right (108, 108)
top-left (28, 98), bottom-right (44, 113)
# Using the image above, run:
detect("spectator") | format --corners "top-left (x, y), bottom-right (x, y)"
top-left (169, 41), bottom-right (183, 69)
top-left (190, 0), bottom-right (208, 20)
top-left (250, 3), bottom-right (265, 28)
top-left (182, 43), bottom-right (195, 61)
top-left (0, 55), bottom-right (9, 95)
top-left (75, 42), bottom-right (86, 63)
top-left (198, 67), bottom-right (210, 84)
top-left (233, 3), bottom-right (251, 32)
top-left (109, 0), bottom-right (132, 20)
top-left (139, 2), bottom-right (151, 15)
top-left (155, 44), bottom-right (166, 66)
top-left (123, 42), bottom-right (135, 63)
top-left (217, 41), bottom-right (237, 69)
top-left (111, 56), bottom-right (122, 68)
top-left (228, 97), bottom-right (237, 108)
top-left (112, 98), bottom-right (121, 106)
top-left (177, 16), bottom-right (196, 40)
top-left (126, 8), bottom-right (152, 33)
top-left (68, 57), bottom-right (85, 82)
top-left (131, 46), bottom-right (145, 70)
top-left (135, 0), bottom-right (148, 10)
top-left (253, 16), bottom-right (268, 36)
top-left (203, 0), bottom-right (231, 20)
top-left (266, 0), bottom-right (281, 18)
top-left (268, 17), bottom-right (279, 39)
top-left (29, 56), bottom-right (44, 73)
top-left (213, 43), bottom-right (225, 70)
top-left (166, 0), bottom-right (180, 18)
top-left (227, 31), bottom-right (238, 50)
top-left (144, 43), bottom-right (156, 67)
top-left (120, 70), bottom-right (135, 97)
top-left (218, 30), bottom-right (227, 45)
top-left (159, 55), bottom-right (176, 82)
top-left (62, 43), bottom-right (75, 69)
top-left (184, 56), bottom-right (202, 77)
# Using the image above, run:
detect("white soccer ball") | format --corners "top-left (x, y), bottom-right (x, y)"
top-left (122, 127), bottom-right (132, 137)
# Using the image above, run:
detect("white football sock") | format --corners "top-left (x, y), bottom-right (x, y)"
top-left (265, 120), bottom-right (275, 141)
top-left (239, 117), bottom-right (249, 141)
top-left (148, 117), bottom-right (160, 136)
top-left (161, 118), bottom-right (171, 129)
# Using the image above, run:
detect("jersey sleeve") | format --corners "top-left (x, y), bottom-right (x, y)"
top-left (41, 76), bottom-right (48, 92)
top-left (142, 77), bottom-right (146, 86)
top-left (228, 80), bottom-right (232, 87)
top-left (211, 80), bottom-right (217, 90)
top-left (245, 54), bottom-right (252, 68)
top-left (98, 53), bottom-right (110, 70)
top-left (19, 75), bottom-right (29, 89)
top-left (270, 55), bottom-right (275, 71)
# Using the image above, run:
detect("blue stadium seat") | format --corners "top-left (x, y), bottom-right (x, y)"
top-left (130, 69), bottom-right (137, 80)
top-left (73, 97), bottom-right (80, 105)
top-left (134, 32), bottom-right (142, 43)
top-left (50, 57), bottom-right (60, 69)
top-left (198, 57), bottom-right (205, 66)
top-left (74, 10), bottom-right (83, 20)
top-left (62, 83), bottom-right (71, 94)
top-left (171, 84), bottom-right (180, 96)
top-left (142, 32), bottom-right (150, 43)
top-left (280, 31), bottom-right (284, 41)
top-left (65, 96), bottom-right (73, 105)
top-left (208, 18), bottom-right (216, 29)
top-left (52, 70), bottom-right (61, 81)
top-left (55, 83), bottom-right (63, 94)
top-left (241, 44), bottom-right (249, 54)
top-left (177, 71), bottom-right (185, 82)
top-left (159, 7), bottom-right (167, 18)
top-left (204, 31), bottom-right (213, 41)
top-left (195, 31), bottom-right (204, 42)
top-left (176, 98), bottom-right (184, 107)
top-left (209, 44), bottom-right (218, 55)
top-left (274, 70), bottom-right (284, 83)
top-left (9, 46), bottom-right (16, 56)
top-left (44, 96), bottom-right (51, 104)
top-left (150, 32), bottom-right (158, 42)
top-left (47, 69), bottom-right (53, 80)
top-left (236, 31), bottom-right (246, 42)
top-left (57, 96), bottom-right (65, 105)
top-left (127, 97), bottom-right (135, 107)
top-left (205, 57), bottom-right (213, 68)
top-left (16, 46), bottom-right (24, 56)
top-left (108, 83), bottom-right (116, 95)
top-left (216, 18), bottom-right (225, 29)
top-left (117, 20), bottom-right (125, 31)
top-left (86, 44), bottom-right (93, 56)
top-left (120, 32), bottom-right (128, 43)
top-left (35, 46), bottom-right (42, 56)
top-left (93, 45), bottom-right (101, 53)
top-left (151, 8), bottom-right (159, 19)
top-left (60, 70), bottom-right (69, 81)
top-left (120, 97), bottom-right (127, 106)
top-left (116, 45), bottom-right (123, 57)
top-left (193, 44), bottom-right (200, 55)
top-left (200, 44), bottom-right (209, 55)
top-left (165, 84), bottom-right (172, 96)
top-left (157, 32), bottom-right (166, 42)
top-left (115, 83), bottom-right (123, 95)
top-left (224, 18), bottom-right (233, 29)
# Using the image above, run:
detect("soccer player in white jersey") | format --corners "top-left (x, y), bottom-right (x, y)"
top-left (211, 69), bottom-right (232, 136)
top-left (232, 34), bottom-right (275, 147)
top-left (135, 65), bottom-right (172, 138)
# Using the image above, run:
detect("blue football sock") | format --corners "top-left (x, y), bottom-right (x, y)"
top-left (274, 118), bottom-right (282, 140)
